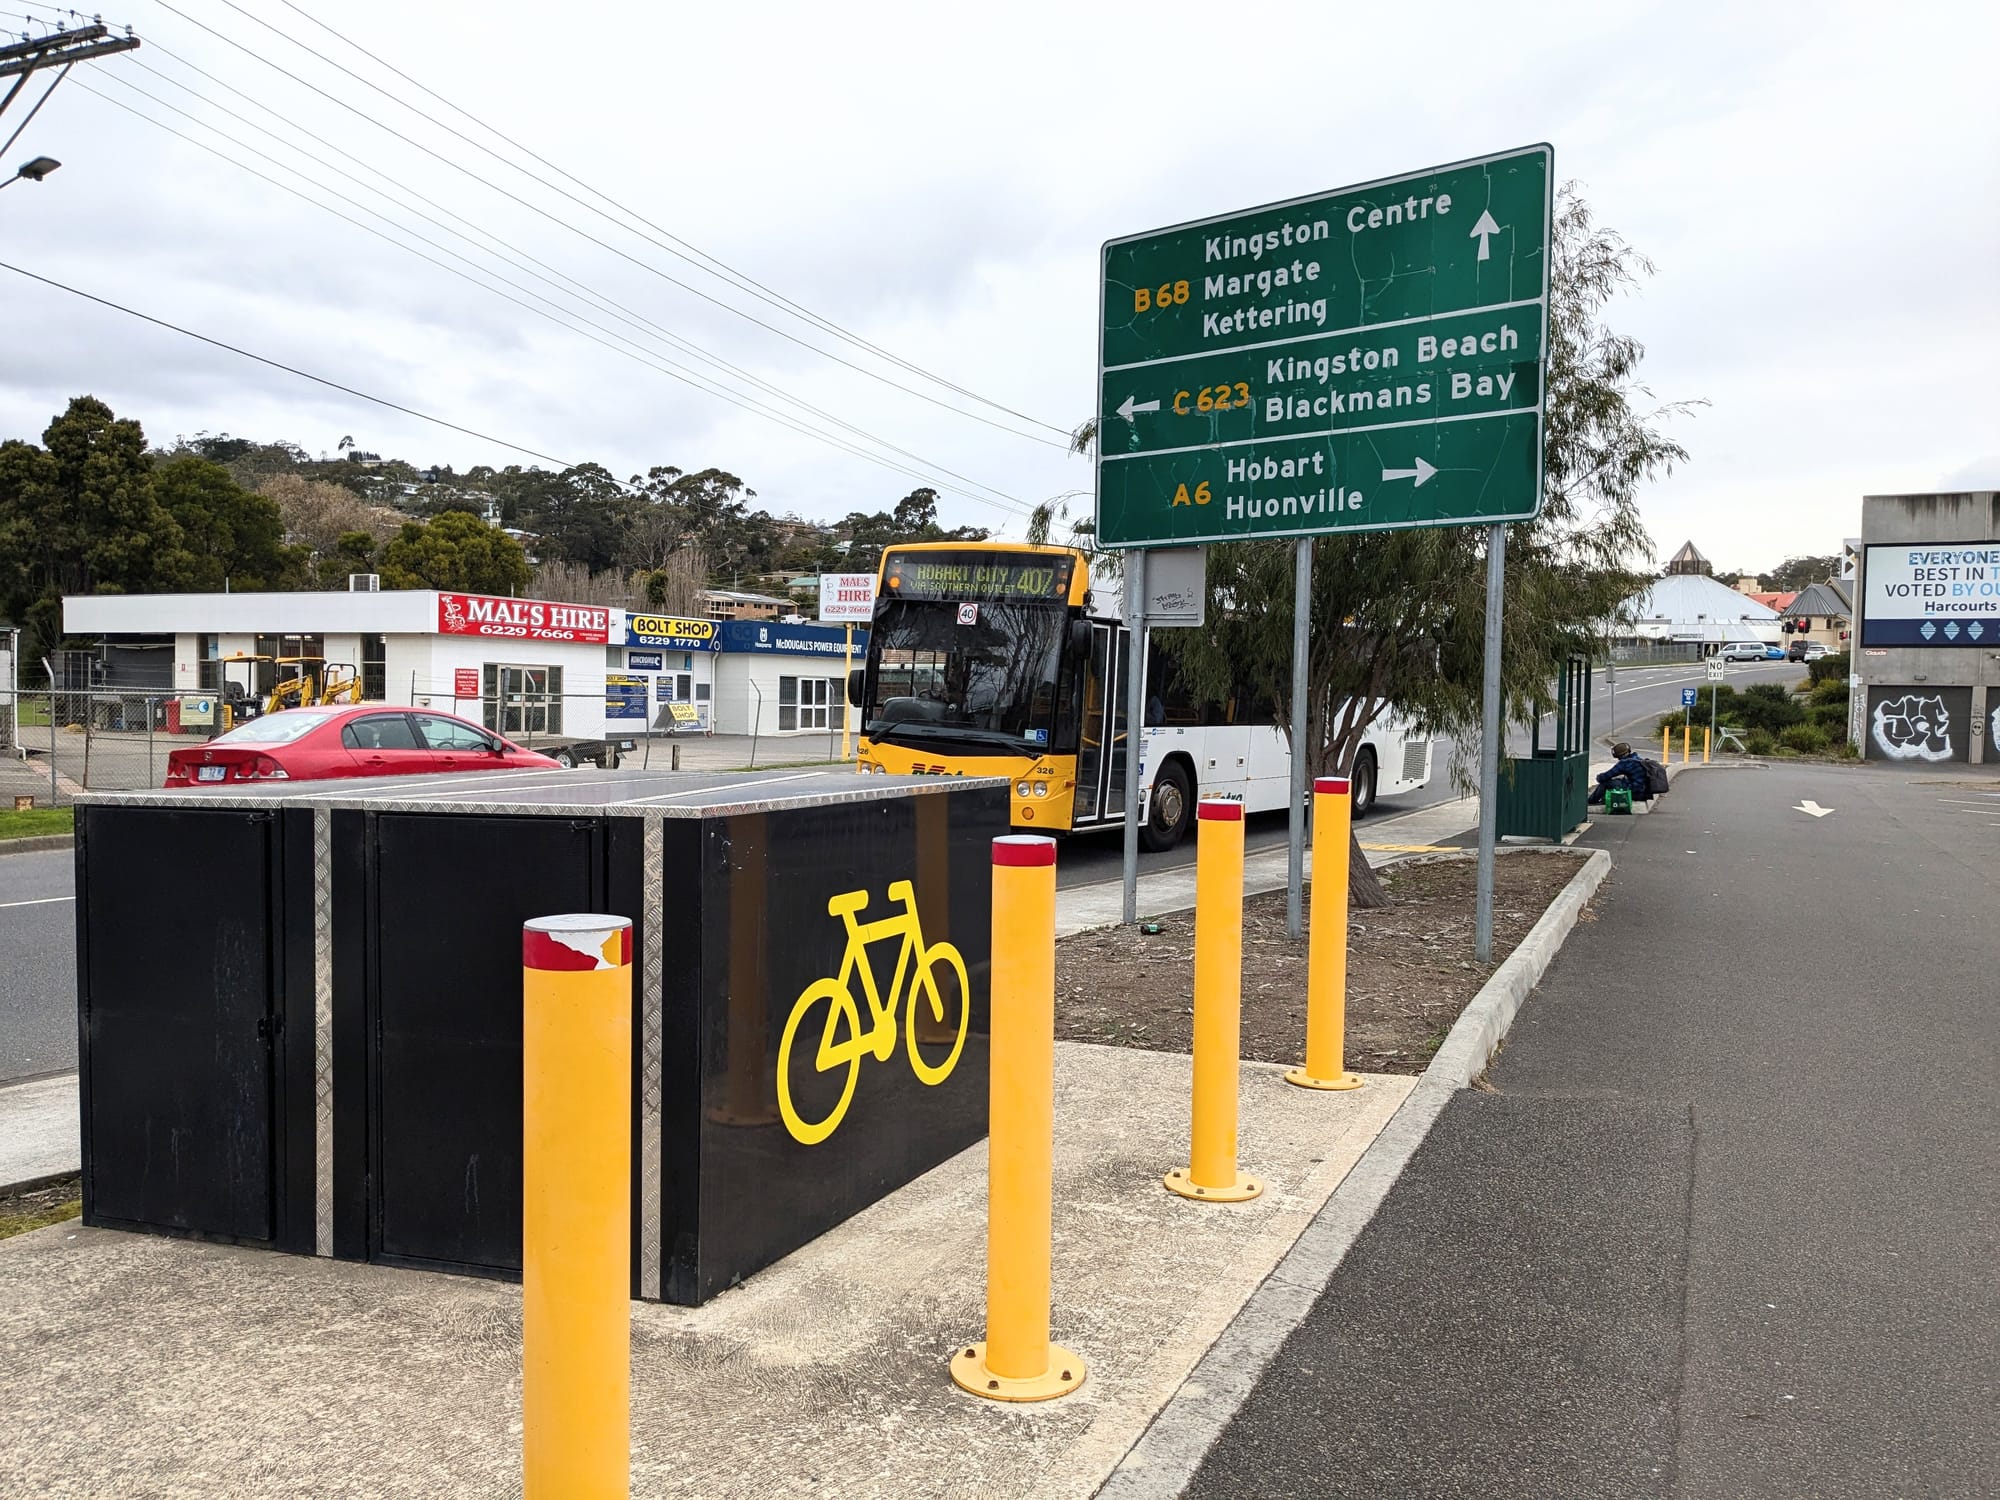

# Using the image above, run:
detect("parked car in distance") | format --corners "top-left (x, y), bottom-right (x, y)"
top-left (1721, 641), bottom-right (1770, 662)
top-left (1803, 641), bottom-right (1830, 660)
top-left (163, 706), bottom-right (562, 787)
top-left (1786, 639), bottom-right (1810, 661)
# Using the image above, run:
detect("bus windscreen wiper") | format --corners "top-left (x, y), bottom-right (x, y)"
top-left (867, 721), bottom-right (1040, 756)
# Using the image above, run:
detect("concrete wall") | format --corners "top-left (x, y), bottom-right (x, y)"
top-left (1854, 492), bottom-right (1999, 764)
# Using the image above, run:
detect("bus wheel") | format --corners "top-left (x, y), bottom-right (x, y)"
top-left (1141, 762), bottom-right (1192, 852)
top-left (1350, 748), bottom-right (1378, 818)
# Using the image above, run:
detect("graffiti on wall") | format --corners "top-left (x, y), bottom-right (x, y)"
top-left (1870, 693), bottom-right (1953, 761)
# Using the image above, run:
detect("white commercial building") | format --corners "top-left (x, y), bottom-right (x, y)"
top-left (61, 589), bottom-right (873, 747)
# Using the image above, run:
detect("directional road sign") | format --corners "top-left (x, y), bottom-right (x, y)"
top-left (1682, 687), bottom-right (1699, 708)
top-left (1095, 145), bottom-right (1552, 549)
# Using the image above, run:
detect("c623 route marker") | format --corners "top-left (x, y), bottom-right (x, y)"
top-left (1096, 144), bottom-right (1553, 549)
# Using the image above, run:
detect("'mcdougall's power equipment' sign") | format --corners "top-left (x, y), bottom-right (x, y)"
top-left (437, 592), bottom-right (611, 643)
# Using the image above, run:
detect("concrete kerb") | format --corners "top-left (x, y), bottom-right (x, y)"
top-left (0, 835), bottom-right (72, 856)
top-left (1095, 845), bottom-right (1612, 1499)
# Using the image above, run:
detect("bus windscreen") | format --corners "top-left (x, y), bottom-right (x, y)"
top-left (865, 598), bottom-right (1067, 752)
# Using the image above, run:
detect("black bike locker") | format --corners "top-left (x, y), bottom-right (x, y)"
top-left (77, 804), bottom-right (314, 1250)
top-left (364, 812), bottom-right (603, 1278)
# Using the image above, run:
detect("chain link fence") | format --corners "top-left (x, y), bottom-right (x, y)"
top-left (0, 688), bottom-right (237, 805)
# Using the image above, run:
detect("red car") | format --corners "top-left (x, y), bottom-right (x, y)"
top-left (163, 706), bottom-right (562, 787)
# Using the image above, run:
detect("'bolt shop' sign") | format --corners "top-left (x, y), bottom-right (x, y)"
top-left (437, 592), bottom-right (611, 643)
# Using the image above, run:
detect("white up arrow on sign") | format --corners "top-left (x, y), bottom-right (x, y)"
top-left (1794, 800), bottom-right (1834, 818)
top-left (1469, 209), bottom-right (1502, 261)
top-left (1381, 458), bottom-right (1438, 487)
top-left (1116, 393), bottom-right (1160, 423)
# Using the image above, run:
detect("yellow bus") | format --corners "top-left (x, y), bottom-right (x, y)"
top-left (850, 541), bottom-right (1434, 849)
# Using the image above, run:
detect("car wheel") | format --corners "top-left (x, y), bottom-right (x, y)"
top-left (1350, 748), bottom-right (1378, 818)
top-left (1140, 761), bottom-right (1193, 852)
top-left (552, 748), bottom-right (577, 769)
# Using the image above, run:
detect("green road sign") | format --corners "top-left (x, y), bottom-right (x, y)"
top-left (1096, 144), bottom-right (1552, 549)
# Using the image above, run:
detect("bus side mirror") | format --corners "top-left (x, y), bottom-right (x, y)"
top-left (847, 668), bottom-right (865, 708)
top-left (1070, 619), bottom-right (1093, 654)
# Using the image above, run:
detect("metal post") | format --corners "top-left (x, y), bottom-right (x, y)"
top-left (950, 834), bottom-right (1085, 1403)
top-left (839, 623), bottom-right (854, 764)
top-left (1286, 537), bottom-right (1311, 941)
top-left (1605, 654), bottom-right (1616, 749)
top-left (522, 914), bottom-right (632, 1499)
top-left (47, 687), bottom-right (57, 807)
top-left (1120, 549), bottom-right (1147, 927)
top-left (147, 695), bottom-right (155, 788)
top-left (1474, 524), bottom-right (1506, 965)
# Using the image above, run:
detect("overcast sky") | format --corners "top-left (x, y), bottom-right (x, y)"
top-left (3, 0), bottom-right (1995, 572)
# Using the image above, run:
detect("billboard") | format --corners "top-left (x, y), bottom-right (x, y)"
top-left (1860, 541), bottom-right (2000, 647)
top-left (818, 572), bottom-right (877, 623)
top-left (436, 592), bottom-right (611, 644)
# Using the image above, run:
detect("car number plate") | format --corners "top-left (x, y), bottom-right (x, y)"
top-left (197, 765), bottom-right (227, 782)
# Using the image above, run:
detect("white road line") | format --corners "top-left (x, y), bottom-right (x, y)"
top-left (0, 896), bottom-right (73, 911)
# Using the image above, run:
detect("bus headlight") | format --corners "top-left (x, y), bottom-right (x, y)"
top-left (1033, 782), bottom-right (1049, 798)
top-left (1016, 781), bottom-right (1032, 797)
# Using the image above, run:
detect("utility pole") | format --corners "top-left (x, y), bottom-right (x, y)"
top-left (0, 22), bottom-right (141, 164)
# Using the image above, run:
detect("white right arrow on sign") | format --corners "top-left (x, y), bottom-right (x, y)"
top-left (1381, 458), bottom-right (1438, 487)
top-left (1794, 800), bottom-right (1834, 818)
top-left (1470, 209), bottom-right (1502, 261)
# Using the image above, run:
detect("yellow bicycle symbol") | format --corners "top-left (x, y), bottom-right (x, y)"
top-left (777, 880), bottom-right (971, 1145)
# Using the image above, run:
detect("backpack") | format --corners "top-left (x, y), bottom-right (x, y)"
top-left (1641, 758), bottom-right (1670, 796)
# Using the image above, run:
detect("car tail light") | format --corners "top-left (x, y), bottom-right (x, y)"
top-left (245, 754), bottom-right (290, 780)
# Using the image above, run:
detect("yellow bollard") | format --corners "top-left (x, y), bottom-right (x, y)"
top-left (951, 835), bottom-right (1085, 1402)
top-left (1662, 725), bottom-right (1670, 763)
top-left (1681, 723), bottom-right (1690, 764)
top-left (523, 915), bottom-right (633, 1500)
top-left (1165, 798), bottom-right (1262, 1203)
top-left (1287, 776), bottom-right (1364, 1091)
top-left (1703, 726), bottom-right (1711, 764)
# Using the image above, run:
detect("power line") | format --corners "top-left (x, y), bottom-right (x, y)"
top-left (1, 256), bottom-right (588, 466)
top-left (103, 53), bottom-right (1031, 514)
top-left (146, 0), bottom-right (1069, 452)
top-left (78, 66), bottom-right (1032, 516)
top-left (268, 0), bottom-right (1074, 440)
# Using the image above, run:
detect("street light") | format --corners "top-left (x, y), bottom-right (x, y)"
top-left (1, 157), bottom-right (62, 190)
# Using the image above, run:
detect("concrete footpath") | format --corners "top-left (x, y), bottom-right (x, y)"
top-left (0, 1047), bottom-right (1413, 1498)
top-left (1179, 762), bottom-right (1999, 1498)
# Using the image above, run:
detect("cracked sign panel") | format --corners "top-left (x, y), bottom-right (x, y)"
top-left (1096, 144), bottom-right (1552, 548)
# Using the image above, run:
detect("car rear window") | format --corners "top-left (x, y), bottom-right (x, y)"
top-left (342, 715), bottom-right (421, 751)
top-left (210, 711), bottom-right (338, 745)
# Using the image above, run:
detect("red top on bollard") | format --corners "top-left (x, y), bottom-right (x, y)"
top-left (1314, 777), bottom-right (1351, 795)
top-left (523, 914), bottom-right (633, 971)
top-left (1197, 798), bottom-right (1244, 822)
top-left (993, 834), bottom-right (1057, 867)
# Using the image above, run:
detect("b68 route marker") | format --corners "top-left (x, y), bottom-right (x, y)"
top-left (1095, 144), bottom-right (1552, 550)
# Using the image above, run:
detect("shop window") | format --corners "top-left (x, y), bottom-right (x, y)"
top-left (483, 663), bottom-right (565, 737)
top-left (779, 675), bottom-right (832, 732)
top-left (361, 635), bottom-right (386, 701)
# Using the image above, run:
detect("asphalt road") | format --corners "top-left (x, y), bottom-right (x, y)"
top-left (1188, 760), bottom-right (1999, 1498)
top-left (0, 847), bottom-right (76, 1083)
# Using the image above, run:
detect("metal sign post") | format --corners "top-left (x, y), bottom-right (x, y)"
top-left (1287, 538), bottom-right (1312, 940)
top-left (1473, 525), bottom-right (1506, 964)
top-left (1121, 549), bottom-right (1147, 927)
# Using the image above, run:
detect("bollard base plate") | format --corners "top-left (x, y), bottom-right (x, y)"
top-left (949, 1341), bottom-right (1087, 1403)
top-left (1284, 1067), bottom-right (1365, 1092)
top-left (1163, 1166), bottom-right (1263, 1203)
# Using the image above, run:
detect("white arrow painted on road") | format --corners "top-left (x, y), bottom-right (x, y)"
top-left (1469, 209), bottom-right (1502, 261)
top-left (1116, 393), bottom-right (1160, 423)
top-left (1794, 800), bottom-right (1834, 818)
top-left (1381, 457), bottom-right (1438, 487)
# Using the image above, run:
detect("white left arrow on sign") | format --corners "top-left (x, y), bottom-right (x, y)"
top-left (1381, 458), bottom-right (1437, 487)
top-left (1116, 394), bottom-right (1161, 423)
top-left (1469, 209), bottom-right (1502, 262)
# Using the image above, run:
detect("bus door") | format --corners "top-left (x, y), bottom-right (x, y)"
top-left (1073, 622), bottom-right (1122, 825)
